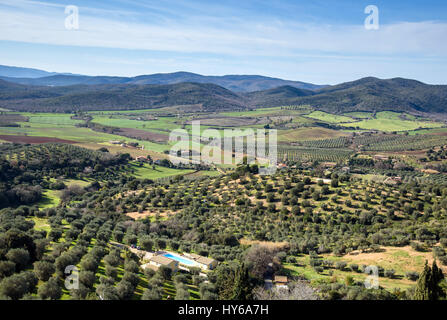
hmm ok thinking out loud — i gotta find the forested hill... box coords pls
[0,81,246,113]
[285,77,447,114]
[0,76,446,114]
[0,67,324,92]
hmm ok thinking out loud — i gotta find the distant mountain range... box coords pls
[0,65,446,114]
[0,65,324,92]
[0,65,75,79]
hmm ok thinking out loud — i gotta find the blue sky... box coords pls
[0,0,446,84]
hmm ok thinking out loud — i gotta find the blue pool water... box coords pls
[163,253,199,266]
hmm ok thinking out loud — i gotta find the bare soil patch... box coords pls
[240,238,289,250]
[341,245,447,273]
[126,210,177,220]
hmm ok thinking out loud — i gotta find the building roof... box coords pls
[321,162,337,167]
[196,256,216,265]
[150,255,176,265]
[274,275,288,283]
[188,253,216,265]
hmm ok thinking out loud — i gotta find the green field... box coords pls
[90,116,180,135]
[37,189,61,209]
[343,112,374,119]
[305,111,354,123]
[340,111,443,131]
[127,163,195,180]
[20,113,83,127]
[219,107,283,117]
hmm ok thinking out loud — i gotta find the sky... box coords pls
[0,0,446,85]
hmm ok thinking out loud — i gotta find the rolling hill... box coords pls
[0,75,446,114]
[0,81,246,112]
[291,77,447,114]
[245,77,447,114]
[0,65,73,78]
[0,66,324,92]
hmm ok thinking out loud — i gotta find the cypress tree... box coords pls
[431,260,445,300]
[414,260,445,300]
[414,261,431,300]
[231,263,252,300]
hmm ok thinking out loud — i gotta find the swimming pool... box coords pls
[163,253,200,267]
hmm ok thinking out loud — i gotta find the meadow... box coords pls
[304,111,354,123]
[340,111,443,132]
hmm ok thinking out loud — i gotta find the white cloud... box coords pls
[0,0,446,58]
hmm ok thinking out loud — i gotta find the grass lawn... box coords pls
[37,189,61,209]
[28,217,51,232]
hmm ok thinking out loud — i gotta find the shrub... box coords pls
[142,288,162,300]
[0,261,15,279]
[79,271,96,288]
[349,264,359,272]
[6,248,30,270]
[335,261,347,271]
[38,277,62,300]
[33,261,55,282]
[384,269,395,279]
[405,271,419,281]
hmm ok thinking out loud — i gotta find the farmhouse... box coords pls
[373,154,389,161]
[144,255,179,272]
[384,176,402,185]
[320,162,337,168]
[184,253,218,270]
[341,166,351,173]
[273,275,288,288]
[135,156,148,162]
[277,163,288,169]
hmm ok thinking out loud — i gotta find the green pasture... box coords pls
[305,111,354,123]
[343,112,373,119]
[37,189,61,209]
[340,111,443,131]
[19,113,83,127]
[90,115,180,135]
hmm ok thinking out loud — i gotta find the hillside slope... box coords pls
[0,77,446,114]
[0,68,324,92]
[0,81,246,112]
[247,77,447,114]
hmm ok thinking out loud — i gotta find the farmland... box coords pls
[305,111,354,123]
[1,105,447,302]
